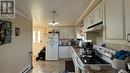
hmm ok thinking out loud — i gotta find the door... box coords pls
[125,0,130,46]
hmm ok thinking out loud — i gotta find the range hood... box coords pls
[86,22,103,32]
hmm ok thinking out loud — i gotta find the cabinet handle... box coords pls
[127,33,130,42]
[29,52,33,56]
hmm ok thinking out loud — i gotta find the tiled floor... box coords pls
[29,60,65,73]
[28,56,75,73]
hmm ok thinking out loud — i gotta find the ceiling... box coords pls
[16,0,92,26]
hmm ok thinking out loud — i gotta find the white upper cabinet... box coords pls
[86,13,93,28]
[125,0,130,46]
[85,1,103,28]
[105,0,124,40]
[93,1,103,24]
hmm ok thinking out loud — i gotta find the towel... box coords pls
[114,50,130,60]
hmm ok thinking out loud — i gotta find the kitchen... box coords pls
[32,0,130,73]
[0,0,130,73]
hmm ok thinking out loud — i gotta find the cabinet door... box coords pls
[68,46,73,58]
[105,0,124,40]
[125,0,130,46]
[86,14,93,28]
[59,46,68,59]
[93,1,103,24]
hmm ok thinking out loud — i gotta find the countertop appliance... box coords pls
[46,32,59,60]
[74,45,115,73]
[70,39,82,47]
[82,42,95,55]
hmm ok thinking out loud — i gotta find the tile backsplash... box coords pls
[106,43,130,51]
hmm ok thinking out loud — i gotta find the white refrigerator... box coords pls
[46,32,59,60]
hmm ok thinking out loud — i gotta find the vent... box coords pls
[86,22,103,32]
[20,65,31,73]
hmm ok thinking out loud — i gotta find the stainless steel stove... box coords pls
[79,55,110,64]
[74,45,115,73]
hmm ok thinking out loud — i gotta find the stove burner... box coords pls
[80,56,110,64]
[81,55,93,58]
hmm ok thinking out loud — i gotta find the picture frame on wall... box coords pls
[0,20,4,45]
[6,21,12,29]
[0,20,12,45]
[5,29,12,36]
[4,36,12,44]
[15,27,20,36]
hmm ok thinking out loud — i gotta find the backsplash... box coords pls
[106,43,130,51]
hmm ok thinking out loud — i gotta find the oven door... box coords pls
[75,57,86,73]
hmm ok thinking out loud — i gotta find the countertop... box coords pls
[86,66,118,73]
[72,46,82,55]
[59,45,71,46]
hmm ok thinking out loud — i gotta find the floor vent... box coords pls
[20,65,31,73]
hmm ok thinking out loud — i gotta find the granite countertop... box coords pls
[59,45,71,46]
[86,66,118,73]
[72,46,82,55]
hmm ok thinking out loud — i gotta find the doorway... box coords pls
[32,27,47,67]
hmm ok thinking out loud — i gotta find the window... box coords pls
[37,31,41,43]
[33,31,36,43]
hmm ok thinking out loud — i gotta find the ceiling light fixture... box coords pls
[49,11,59,26]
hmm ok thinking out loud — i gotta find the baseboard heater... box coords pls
[20,65,32,73]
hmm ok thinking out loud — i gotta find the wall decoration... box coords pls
[6,21,12,29]
[0,20,12,45]
[5,29,12,36]
[0,20,5,45]
[15,27,20,36]
[4,36,12,44]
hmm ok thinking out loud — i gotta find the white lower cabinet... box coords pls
[59,46,73,59]
[68,46,73,58]
[59,46,68,59]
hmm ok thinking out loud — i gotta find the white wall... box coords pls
[0,14,32,73]
[49,26,76,39]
